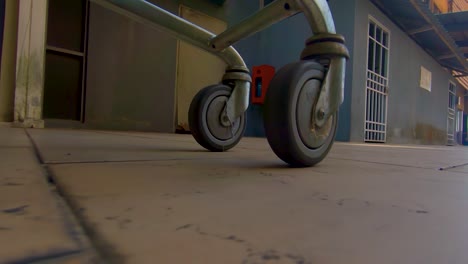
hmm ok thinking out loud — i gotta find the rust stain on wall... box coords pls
[414,123,446,145]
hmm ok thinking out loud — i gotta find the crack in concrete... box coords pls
[7,249,85,264]
[93,130,195,143]
[2,205,29,214]
[439,162,468,171]
[307,191,430,215]
[176,224,312,264]
[329,157,437,170]
[24,129,45,164]
[23,129,104,263]
[41,156,236,165]
[2,182,24,186]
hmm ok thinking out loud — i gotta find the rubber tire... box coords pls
[189,84,246,152]
[263,61,338,167]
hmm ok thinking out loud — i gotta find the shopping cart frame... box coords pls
[92,0,349,167]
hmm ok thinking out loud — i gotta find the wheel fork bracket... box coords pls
[221,72,252,126]
[300,34,349,127]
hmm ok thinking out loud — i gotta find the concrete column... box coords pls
[0,0,19,122]
[13,0,47,128]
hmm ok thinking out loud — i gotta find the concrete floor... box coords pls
[2,126,468,263]
[0,126,97,263]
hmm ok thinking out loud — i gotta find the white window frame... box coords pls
[447,81,457,144]
[363,15,391,143]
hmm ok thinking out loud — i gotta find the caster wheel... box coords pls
[263,61,338,167]
[189,84,246,152]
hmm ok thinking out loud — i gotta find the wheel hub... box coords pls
[296,79,334,149]
[206,96,240,140]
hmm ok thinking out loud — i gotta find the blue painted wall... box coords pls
[325,0,356,141]
[228,0,356,141]
[351,0,458,144]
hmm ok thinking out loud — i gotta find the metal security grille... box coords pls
[365,19,390,142]
[456,109,463,144]
[447,82,456,145]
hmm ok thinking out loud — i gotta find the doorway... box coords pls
[447,82,456,145]
[364,18,390,142]
[456,109,463,145]
[43,0,88,121]
[0,0,5,74]
[175,6,227,132]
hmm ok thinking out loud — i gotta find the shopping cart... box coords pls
[92,0,349,167]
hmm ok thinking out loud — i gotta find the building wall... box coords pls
[85,0,179,132]
[351,0,458,145]
[58,0,460,145]
[329,0,356,141]
[84,0,257,133]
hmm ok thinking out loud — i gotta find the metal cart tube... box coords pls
[91,0,346,127]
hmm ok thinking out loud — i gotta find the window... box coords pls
[367,21,389,77]
[365,18,390,143]
[447,82,457,145]
[448,82,456,110]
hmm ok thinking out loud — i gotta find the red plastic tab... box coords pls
[251,65,275,104]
